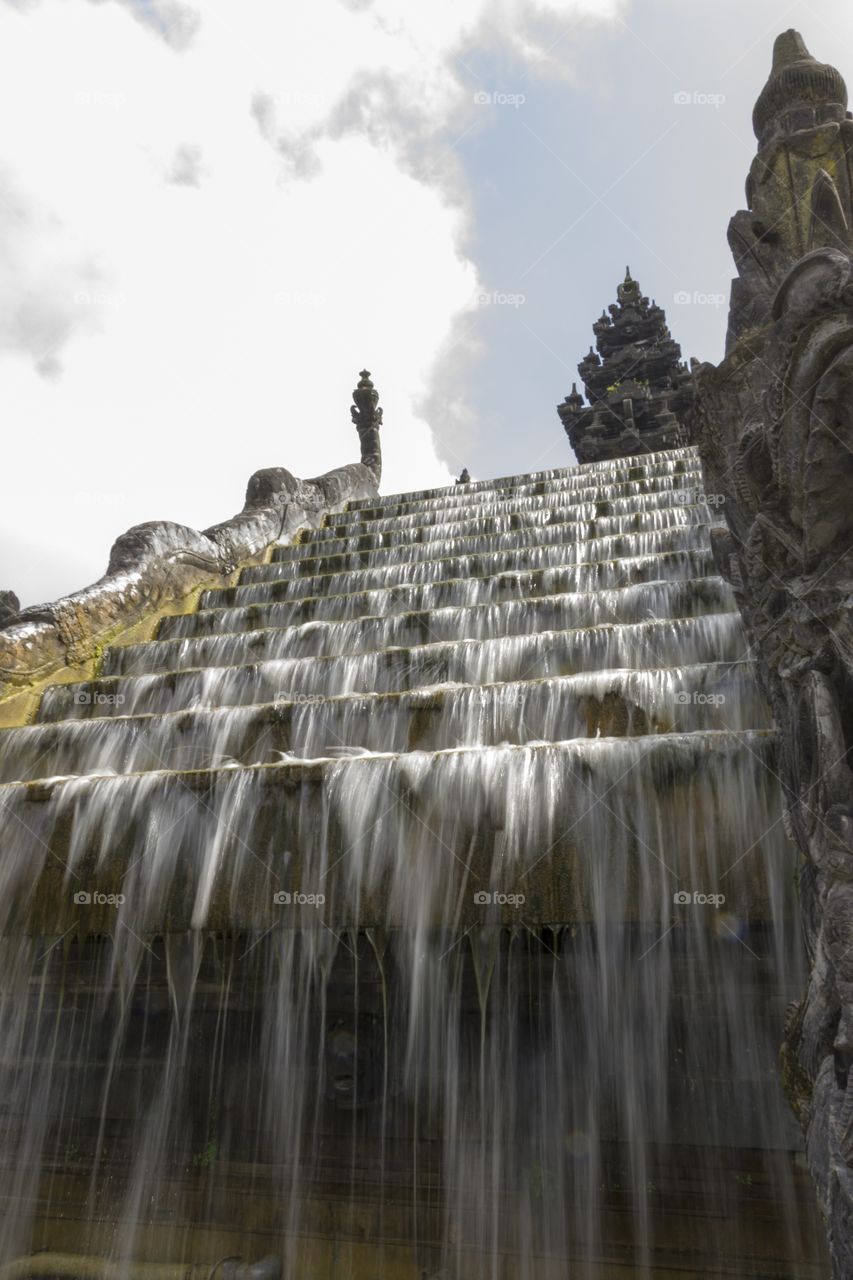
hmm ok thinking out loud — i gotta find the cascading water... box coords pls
[0,446,828,1277]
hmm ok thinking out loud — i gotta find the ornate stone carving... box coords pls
[691,31,853,1273]
[726,29,853,349]
[350,368,383,483]
[558,268,694,463]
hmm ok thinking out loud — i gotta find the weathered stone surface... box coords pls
[0,593,19,630]
[727,29,853,350]
[691,30,853,1276]
[0,374,382,703]
[350,369,382,482]
[558,268,694,463]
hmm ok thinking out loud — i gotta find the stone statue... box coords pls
[558,268,694,463]
[455,468,470,484]
[691,31,853,1274]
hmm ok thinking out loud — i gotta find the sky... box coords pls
[1,0,852,607]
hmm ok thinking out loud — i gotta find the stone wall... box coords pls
[691,31,853,1275]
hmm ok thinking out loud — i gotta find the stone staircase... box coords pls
[0,445,829,1277]
[0,447,788,933]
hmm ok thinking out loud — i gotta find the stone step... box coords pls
[38,613,747,722]
[163,549,716,641]
[7,1127,825,1278]
[274,503,707,563]
[206,528,709,609]
[104,577,735,679]
[338,468,704,524]
[0,664,763,785]
[329,485,711,535]
[0,730,787,935]
[251,523,713,585]
[305,496,707,545]
[345,447,699,508]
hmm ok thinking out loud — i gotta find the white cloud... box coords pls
[0,165,110,379]
[0,0,622,606]
[165,142,207,187]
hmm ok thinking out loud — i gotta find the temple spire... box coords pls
[558,272,693,463]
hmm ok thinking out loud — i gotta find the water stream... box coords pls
[0,447,827,1277]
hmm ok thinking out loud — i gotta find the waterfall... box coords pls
[0,446,827,1277]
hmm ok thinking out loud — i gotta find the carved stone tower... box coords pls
[558,268,694,463]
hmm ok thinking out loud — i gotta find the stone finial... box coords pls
[753,29,848,148]
[772,28,810,65]
[564,382,584,412]
[726,32,853,347]
[351,368,382,483]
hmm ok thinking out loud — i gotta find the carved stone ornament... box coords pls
[691,31,853,1272]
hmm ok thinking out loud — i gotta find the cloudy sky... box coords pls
[2,0,851,606]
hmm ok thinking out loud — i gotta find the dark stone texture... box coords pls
[0,374,382,699]
[350,369,382,483]
[558,268,694,463]
[691,31,853,1275]
[0,593,20,630]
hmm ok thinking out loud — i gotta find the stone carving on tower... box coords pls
[690,31,853,1274]
[558,268,694,463]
